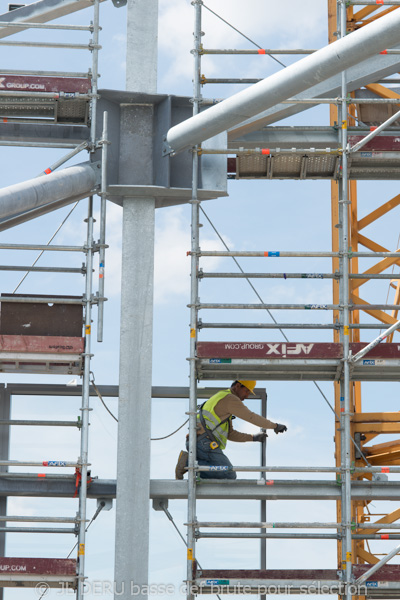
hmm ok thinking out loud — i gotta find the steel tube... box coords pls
[0,420,79,427]
[0,296,84,304]
[0,526,76,533]
[76,196,94,600]
[97,111,108,342]
[350,108,400,153]
[0,21,92,31]
[355,542,400,585]
[0,265,82,273]
[196,303,338,309]
[196,522,342,528]
[166,9,400,153]
[0,515,77,522]
[199,322,385,329]
[350,320,400,363]
[201,272,400,280]
[186,4,202,599]
[39,142,88,177]
[198,532,339,539]
[0,69,90,77]
[0,41,93,49]
[198,251,400,258]
[90,0,100,148]
[0,161,97,222]
[202,49,315,55]
[0,243,84,251]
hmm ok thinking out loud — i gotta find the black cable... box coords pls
[90,372,189,440]
[202,2,286,68]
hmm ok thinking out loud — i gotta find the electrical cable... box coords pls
[200,206,371,466]
[90,372,189,440]
[12,201,80,294]
[202,2,286,69]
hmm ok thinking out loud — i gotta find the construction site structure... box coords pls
[0,2,108,597]
[178,1,400,598]
[3,1,400,600]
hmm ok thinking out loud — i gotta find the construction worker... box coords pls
[175,380,287,480]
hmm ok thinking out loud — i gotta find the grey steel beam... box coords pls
[0,0,107,40]
[0,161,99,222]
[229,53,400,139]
[114,3,158,598]
[166,11,400,152]
[0,478,399,501]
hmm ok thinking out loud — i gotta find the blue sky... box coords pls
[0,1,400,598]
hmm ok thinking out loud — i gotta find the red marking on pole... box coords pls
[370,126,378,131]
[340,407,345,412]
[99,274,104,279]
[44,168,52,175]
[380,49,388,55]
[258,49,266,55]
[376,0,384,4]
[264,251,268,257]
[261,148,270,155]
[42,461,48,466]
[382,467,390,473]
[381,534,389,539]
[38,473,46,478]
[266,480,274,485]
[2,118,7,123]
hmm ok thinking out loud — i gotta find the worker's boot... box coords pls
[175,450,188,479]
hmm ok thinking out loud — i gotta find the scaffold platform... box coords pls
[0,557,76,588]
[196,342,400,382]
[193,565,400,597]
[0,75,91,125]
[0,295,84,374]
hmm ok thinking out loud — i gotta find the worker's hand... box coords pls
[274,423,287,434]
[253,432,268,442]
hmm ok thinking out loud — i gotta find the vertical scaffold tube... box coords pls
[90,0,100,148]
[339,2,353,597]
[77,196,94,600]
[97,111,108,342]
[187,2,202,598]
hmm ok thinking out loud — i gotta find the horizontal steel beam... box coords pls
[0,478,399,501]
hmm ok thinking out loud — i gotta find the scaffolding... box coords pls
[183,1,400,598]
[0,2,107,598]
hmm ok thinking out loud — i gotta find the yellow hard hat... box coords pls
[238,380,257,395]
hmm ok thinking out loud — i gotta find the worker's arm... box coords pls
[222,395,277,430]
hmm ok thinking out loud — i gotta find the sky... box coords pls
[0,0,400,598]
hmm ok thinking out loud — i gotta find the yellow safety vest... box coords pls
[197,389,232,450]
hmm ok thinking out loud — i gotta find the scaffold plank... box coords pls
[196,342,400,381]
[0,557,76,588]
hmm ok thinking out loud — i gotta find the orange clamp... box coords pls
[44,168,52,175]
[380,49,388,55]
[258,49,266,55]
[266,480,274,486]
[38,473,46,478]
[370,126,378,132]
[382,467,390,473]
[381,534,389,539]
[376,0,384,3]
[261,148,270,155]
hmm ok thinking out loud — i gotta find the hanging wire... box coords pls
[12,201,80,294]
[160,502,222,600]
[199,206,371,466]
[36,503,106,599]
[202,2,286,68]
[90,372,189,440]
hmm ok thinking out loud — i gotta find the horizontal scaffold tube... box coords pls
[166,9,400,152]
[0,161,98,221]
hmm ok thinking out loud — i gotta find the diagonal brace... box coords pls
[355,541,400,585]
[349,108,400,153]
[350,320,400,363]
